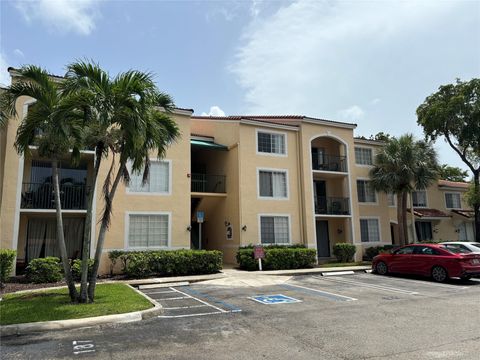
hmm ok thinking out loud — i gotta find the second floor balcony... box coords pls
[191,174,226,194]
[312,153,347,172]
[21,182,90,210]
[315,196,350,215]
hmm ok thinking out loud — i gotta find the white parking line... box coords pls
[370,276,468,290]
[170,287,228,313]
[158,311,225,319]
[162,304,209,310]
[144,290,176,295]
[161,296,191,301]
[284,283,357,301]
[317,276,419,295]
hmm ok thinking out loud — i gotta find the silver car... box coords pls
[440,242,480,254]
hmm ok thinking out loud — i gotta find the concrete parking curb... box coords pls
[249,265,372,276]
[0,285,162,337]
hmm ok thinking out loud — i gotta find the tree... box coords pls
[0,66,80,302]
[369,132,393,142]
[370,134,439,246]
[438,164,469,182]
[417,79,480,241]
[62,62,180,302]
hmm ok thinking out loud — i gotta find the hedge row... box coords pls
[0,249,16,287]
[363,245,397,261]
[236,247,317,271]
[108,250,223,278]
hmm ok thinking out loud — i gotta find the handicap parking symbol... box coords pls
[250,294,302,305]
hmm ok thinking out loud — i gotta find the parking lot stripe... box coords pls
[370,276,468,290]
[158,311,225,319]
[170,287,228,313]
[162,305,209,310]
[281,283,357,301]
[160,296,191,301]
[143,290,176,295]
[317,276,419,295]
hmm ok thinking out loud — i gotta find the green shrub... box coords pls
[118,250,223,278]
[26,257,63,283]
[0,249,16,287]
[332,243,356,263]
[71,259,94,281]
[108,250,125,275]
[236,247,317,271]
[364,246,381,261]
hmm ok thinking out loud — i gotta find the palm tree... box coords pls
[62,61,180,302]
[370,134,439,246]
[0,66,81,302]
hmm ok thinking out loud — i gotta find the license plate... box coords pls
[472,259,480,265]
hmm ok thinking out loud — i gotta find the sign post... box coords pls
[254,245,265,271]
[196,211,204,250]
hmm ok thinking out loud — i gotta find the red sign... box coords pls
[254,245,265,259]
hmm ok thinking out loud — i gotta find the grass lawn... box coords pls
[0,283,152,325]
[318,261,372,268]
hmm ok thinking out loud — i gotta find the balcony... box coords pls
[191,174,226,193]
[312,153,347,172]
[315,196,350,215]
[21,183,89,210]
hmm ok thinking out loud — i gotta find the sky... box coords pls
[1,0,479,174]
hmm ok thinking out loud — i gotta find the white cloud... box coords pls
[15,0,101,35]
[201,106,226,117]
[0,53,11,87]
[338,105,364,122]
[370,98,380,106]
[13,49,24,58]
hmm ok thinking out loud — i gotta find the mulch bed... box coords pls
[0,275,127,296]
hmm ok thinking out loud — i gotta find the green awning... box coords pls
[190,139,228,150]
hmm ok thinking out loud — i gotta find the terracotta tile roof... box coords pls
[409,208,450,218]
[438,180,470,189]
[451,209,474,219]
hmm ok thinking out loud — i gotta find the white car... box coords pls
[440,242,480,254]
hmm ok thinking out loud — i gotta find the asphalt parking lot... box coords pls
[2,273,480,359]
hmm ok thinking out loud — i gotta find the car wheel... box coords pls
[375,261,388,275]
[461,275,471,281]
[431,266,448,282]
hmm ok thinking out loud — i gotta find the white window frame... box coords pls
[257,214,292,245]
[126,159,172,196]
[256,129,288,157]
[444,192,462,209]
[124,211,172,250]
[354,146,374,166]
[359,217,381,243]
[412,190,428,208]
[357,178,377,205]
[257,167,289,200]
[387,192,396,207]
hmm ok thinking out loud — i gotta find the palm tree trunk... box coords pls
[78,149,102,303]
[474,171,480,242]
[396,193,405,246]
[88,163,125,302]
[52,160,78,302]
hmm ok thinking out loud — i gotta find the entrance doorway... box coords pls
[316,220,330,258]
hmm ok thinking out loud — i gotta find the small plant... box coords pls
[0,249,16,288]
[25,257,63,284]
[108,250,125,276]
[332,243,356,263]
[71,259,95,281]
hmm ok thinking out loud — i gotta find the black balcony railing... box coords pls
[191,174,226,193]
[315,196,350,215]
[312,153,347,172]
[21,183,89,210]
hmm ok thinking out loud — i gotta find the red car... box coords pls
[372,244,480,282]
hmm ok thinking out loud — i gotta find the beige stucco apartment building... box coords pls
[0,70,476,274]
